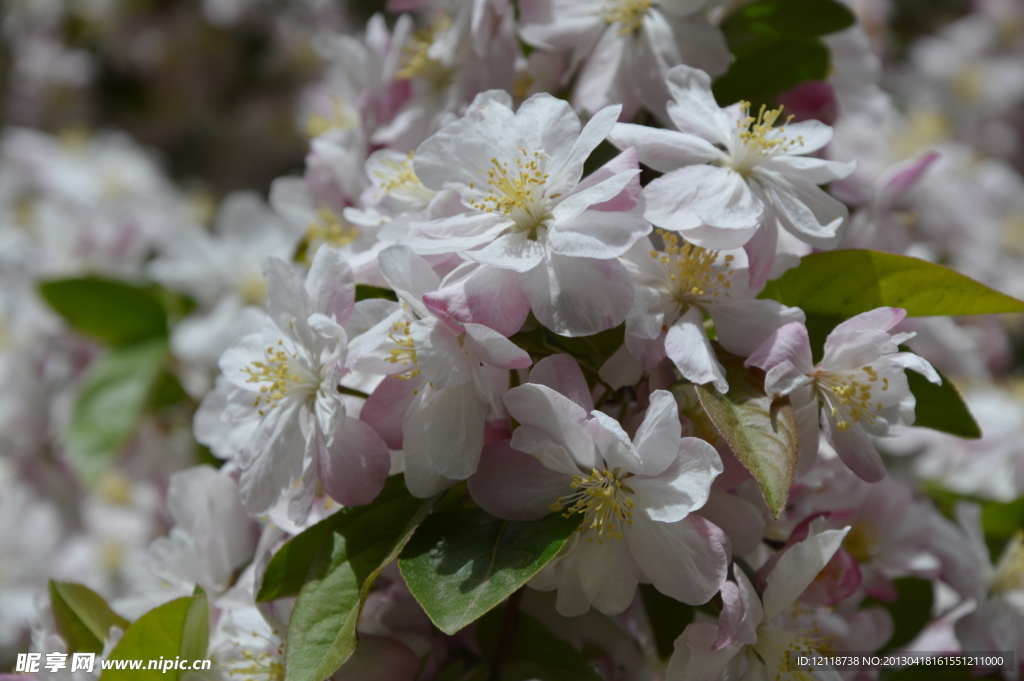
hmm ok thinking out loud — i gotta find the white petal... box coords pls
[630,438,722,523]
[377,245,441,317]
[551,169,641,226]
[463,232,546,273]
[626,514,729,605]
[505,383,595,474]
[548,208,651,260]
[664,65,734,146]
[608,124,721,173]
[590,411,643,473]
[421,383,489,480]
[548,103,622,195]
[695,490,766,558]
[821,412,886,483]
[764,360,814,399]
[665,623,741,681]
[762,524,850,620]
[521,253,634,337]
[745,321,815,375]
[644,165,762,237]
[665,307,728,393]
[632,390,682,477]
[759,173,848,248]
[306,246,355,326]
[463,323,532,370]
[576,533,642,616]
[528,354,594,411]
[410,318,473,390]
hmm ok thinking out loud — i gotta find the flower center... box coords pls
[373,152,435,204]
[551,468,635,542]
[303,97,358,138]
[468,149,554,236]
[729,102,803,177]
[396,17,455,86]
[222,641,285,681]
[241,341,317,415]
[814,366,887,432]
[748,623,827,681]
[651,230,734,310]
[991,531,1024,595]
[842,522,880,563]
[603,0,652,34]
[238,274,268,306]
[306,207,360,249]
[386,321,422,380]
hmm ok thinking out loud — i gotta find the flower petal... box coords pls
[317,416,391,507]
[762,522,850,620]
[607,123,721,173]
[425,262,531,338]
[626,514,729,605]
[468,440,571,521]
[630,438,722,523]
[632,389,683,477]
[521,253,634,337]
[665,307,728,393]
[528,354,594,411]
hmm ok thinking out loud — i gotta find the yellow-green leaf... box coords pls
[759,250,1024,317]
[49,581,129,655]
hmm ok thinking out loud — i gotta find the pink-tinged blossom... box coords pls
[358,245,531,496]
[518,0,730,121]
[403,91,650,337]
[929,503,1024,669]
[608,65,855,287]
[619,231,804,392]
[666,519,850,681]
[746,307,941,482]
[469,355,728,616]
[787,459,938,602]
[194,247,391,521]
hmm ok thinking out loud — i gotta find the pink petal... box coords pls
[361,374,426,449]
[528,354,594,411]
[317,416,391,507]
[468,440,571,521]
[424,263,531,337]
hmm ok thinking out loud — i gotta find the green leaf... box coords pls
[509,322,625,387]
[354,284,398,302]
[980,497,1024,544]
[472,605,602,681]
[49,581,129,655]
[693,351,800,518]
[759,250,1024,318]
[714,38,828,107]
[640,584,694,660]
[398,508,581,635]
[67,339,168,486]
[100,595,208,681]
[39,278,168,346]
[714,0,855,106]
[906,368,981,439]
[720,0,856,55]
[284,476,439,681]
[863,577,933,653]
[257,512,337,602]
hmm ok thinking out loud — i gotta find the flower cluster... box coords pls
[3,1,1024,680]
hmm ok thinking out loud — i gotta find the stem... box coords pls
[489,588,524,681]
[336,385,370,399]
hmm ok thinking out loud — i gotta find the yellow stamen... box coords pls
[551,468,635,542]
